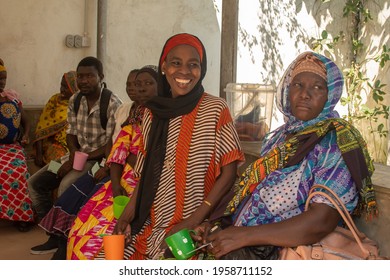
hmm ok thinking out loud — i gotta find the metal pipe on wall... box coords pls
[97,0,107,65]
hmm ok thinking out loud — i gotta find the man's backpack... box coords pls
[74,88,112,130]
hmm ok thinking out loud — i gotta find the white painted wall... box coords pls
[1,0,389,162]
[0,0,221,105]
[215,0,389,163]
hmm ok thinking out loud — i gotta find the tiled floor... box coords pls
[0,220,53,260]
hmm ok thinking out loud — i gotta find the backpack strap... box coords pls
[73,89,112,130]
[100,88,112,130]
[74,93,83,116]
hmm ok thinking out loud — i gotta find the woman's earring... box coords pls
[162,71,165,75]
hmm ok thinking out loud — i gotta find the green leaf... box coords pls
[321,30,328,39]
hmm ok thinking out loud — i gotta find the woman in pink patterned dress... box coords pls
[67,65,158,259]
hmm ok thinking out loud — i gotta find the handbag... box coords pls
[220,245,279,260]
[279,184,386,260]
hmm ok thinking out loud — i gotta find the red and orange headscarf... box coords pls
[159,33,204,66]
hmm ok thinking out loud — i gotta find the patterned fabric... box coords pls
[63,71,78,95]
[274,51,342,134]
[0,98,34,222]
[114,93,244,260]
[226,51,376,229]
[131,34,207,234]
[228,118,375,227]
[33,93,70,163]
[0,98,21,143]
[38,174,109,237]
[66,90,122,153]
[67,121,142,260]
[33,71,78,164]
[0,89,22,109]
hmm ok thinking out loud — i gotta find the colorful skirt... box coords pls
[67,164,137,260]
[0,143,34,222]
[39,171,109,237]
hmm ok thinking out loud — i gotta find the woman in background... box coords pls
[33,71,78,167]
[0,58,34,231]
[67,65,158,260]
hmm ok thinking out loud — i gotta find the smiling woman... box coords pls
[93,33,245,260]
[161,44,202,98]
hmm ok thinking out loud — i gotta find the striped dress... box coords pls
[114,93,244,260]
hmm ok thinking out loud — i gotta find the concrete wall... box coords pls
[0,0,221,105]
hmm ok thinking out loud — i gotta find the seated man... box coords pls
[28,56,122,254]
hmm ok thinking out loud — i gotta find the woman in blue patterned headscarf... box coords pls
[195,51,377,259]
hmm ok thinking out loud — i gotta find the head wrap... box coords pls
[0,58,6,72]
[121,65,158,127]
[258,51,377,219]
[131,33,207,234]
[291,53,327,82]
[63,71,78,94]
[159,33,204,66]
[272,51,343,136]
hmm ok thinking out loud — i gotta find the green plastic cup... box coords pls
[113,195,130,219]
[165,229,196,260]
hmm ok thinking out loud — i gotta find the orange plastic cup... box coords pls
[103,234,125,260]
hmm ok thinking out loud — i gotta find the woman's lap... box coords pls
[0,144,34,222]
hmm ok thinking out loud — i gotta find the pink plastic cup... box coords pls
[73,151,89,171]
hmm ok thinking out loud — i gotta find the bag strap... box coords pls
[74,93,83,116]
[306,184,370,257]
[307,185,364,238]
[99,88,112,130]
[73,88,112,130]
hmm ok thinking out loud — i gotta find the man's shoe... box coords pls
[51,237,67,260]
[51,247,67,260]
[30,235,58,255]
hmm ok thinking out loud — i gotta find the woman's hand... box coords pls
[192,221,212,245]
[20,133,29,146]
[114,219,132,244]
[112,183,128,197]
[159,218,199,251]
[93,166,109,182]
[206,226,246,259]
[165,217,200,238]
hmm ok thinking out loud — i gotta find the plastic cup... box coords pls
[103,234,125,260]
[165,229,196,260]
[73,151,88,171]
[113,195,130,219]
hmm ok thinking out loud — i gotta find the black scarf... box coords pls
[131,35,207,234]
